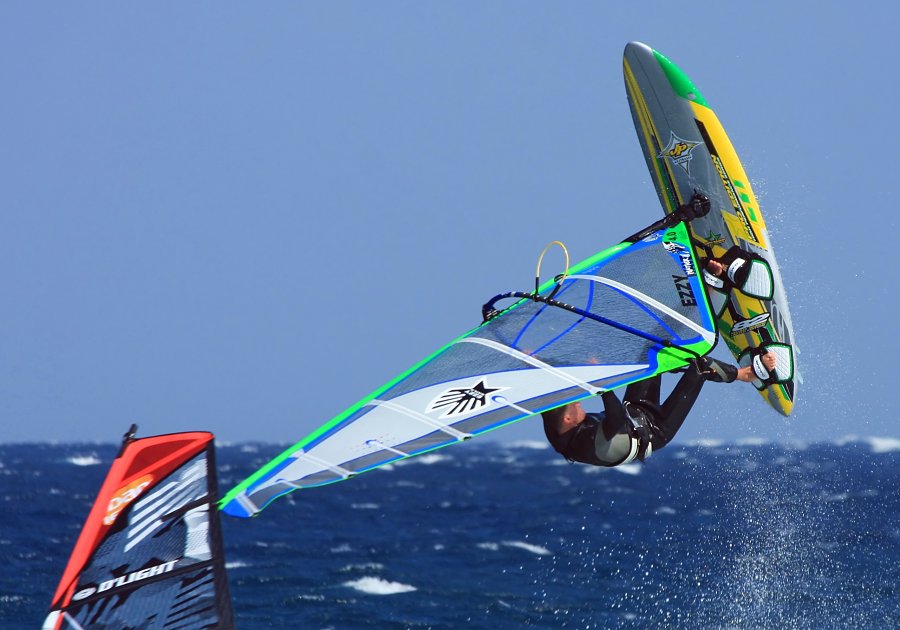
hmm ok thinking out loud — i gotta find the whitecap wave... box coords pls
[688,439,725,448]
[612,463,641,476]
[834,435,900,453]
[478,540,552,556]
[396,453,450,466]
[0,594,24,603]
[290,593,325,602]
[340,563,385,572]
[508,440,550,450]
[66,455,101,466]
[736,437,769,446]
[502,540,552,556]
[867,437,900,453]
[343,576,416,595]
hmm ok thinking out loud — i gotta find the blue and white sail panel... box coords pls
[222,223,716,518]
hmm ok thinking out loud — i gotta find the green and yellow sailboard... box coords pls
[623,41,798,416]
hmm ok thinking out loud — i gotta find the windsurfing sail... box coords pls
[221,218,717,518]
[44,426,234,630]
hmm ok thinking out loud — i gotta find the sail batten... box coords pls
[456,336,603,394]
[568,274,714,341]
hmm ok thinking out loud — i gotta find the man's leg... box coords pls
[623,375,661,408]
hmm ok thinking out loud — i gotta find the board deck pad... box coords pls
[623,41,798,415]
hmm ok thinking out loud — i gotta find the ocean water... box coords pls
[1,439,898,629]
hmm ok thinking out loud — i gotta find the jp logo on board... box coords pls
[659,132,702,174]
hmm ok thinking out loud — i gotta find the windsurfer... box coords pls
[541,353,776,467]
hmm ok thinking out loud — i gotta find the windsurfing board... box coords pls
[623,41,798,416]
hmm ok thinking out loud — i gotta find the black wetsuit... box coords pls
[544,363,717,467]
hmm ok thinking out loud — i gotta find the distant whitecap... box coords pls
[343,576,416,595]
[867,437,900,453]
[508,440,550,450]
[414,454,450,465]
[834,435,900,453]
[502,541,552,556]
[689,439,725,448]
[66,455,101,466]
[291,593,325,602]
[396,454,450,466]
[834,435,861,446]
[340,563,384,572]
[0,594,24,604]
[612,463,641,476]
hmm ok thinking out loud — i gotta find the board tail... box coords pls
[44,426,234,629]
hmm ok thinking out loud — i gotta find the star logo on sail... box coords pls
[427,379,508,419]
[659,132,702,174]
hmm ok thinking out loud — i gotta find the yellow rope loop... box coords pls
[535,240,570,294]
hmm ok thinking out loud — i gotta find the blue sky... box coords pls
[2,2,897,445]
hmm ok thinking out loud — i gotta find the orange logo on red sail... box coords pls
[104,475,153,526]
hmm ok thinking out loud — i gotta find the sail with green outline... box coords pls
[221,221,717,518]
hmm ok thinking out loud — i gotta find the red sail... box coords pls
[44,427,234,629]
